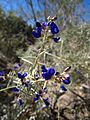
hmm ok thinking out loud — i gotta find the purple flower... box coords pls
[52,37,60,43]
[32,22,42,38]
[60,85,67,91]
[14,63,21,69]
[32,30,41,38]
[43,98,50,107]
[24,80,30,87]
[35,74,39,80]
[11,87,20,93]
[41,65,55,80]
[63,74,71,85]
[50,22,59,34]
[18,72,27,79]
[63,79,70,84]
[36,27,42,34]
[41,65,47,72]
[17,99,23,107]
[42,22,48,29]
[33,93,40,101]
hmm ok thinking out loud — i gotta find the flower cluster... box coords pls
[10,64,71,107]
[60,74,71,92]
[32,16,60,43]
[41,65,55,80]
[17,72,28,86]
[0,16,72,111]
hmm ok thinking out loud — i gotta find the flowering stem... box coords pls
[30,30,48,74]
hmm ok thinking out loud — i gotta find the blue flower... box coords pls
[32,30,41,38]
[14,63,21,69]
[50,22,59,34]
[17,99,23,107]
[0,70,5,76]
[18,72,27,79]
[41,66,55,80]
[60,85,67,91]
[42,22,48,29]
[63,75,71,85]
[33,93,40,101]
[47,67,55,76]
[32,22,42,38]
[43,98,50,107]
[35,74,39,80]
[52,37,60,43]
[63,79,70,84]
[24,80,30,87]
[11,87,20,93]
[41,65,47,72]
[36,27,42,34]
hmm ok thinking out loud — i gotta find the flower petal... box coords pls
[50,22,59,34]
[60,85,67,91]
[53,37,60,43]
[32,30,41,38]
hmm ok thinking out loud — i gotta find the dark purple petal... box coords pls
[50,22,59,34]
[63,74,70,84]
[36,93,40,99]
[35,74,39,80]
[36,22,41,28]
[18,72,27,79]
[33,93,40,101]
[47,67,55,76]
[42,66,55,80]
[52,37,60,43]
[32,30,41,38]
[43,98,50,107]
[36,27,42,34]
[60,85,67,91]
[23,72,27,78]
[14,63,21,69]
[33,97,38,101]
[42,72,51,80]
[41,65,47,72]
[42,22,48,28]
[18,99,23,107]
[11,87,20,93]
[18,73,22,79]
[63,79,71,84]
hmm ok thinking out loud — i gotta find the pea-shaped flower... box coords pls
[18,72,27,79]
[50,22,59,34]
[41,65,55,80]
[11,87,20,93]
[60,85,67,92]
[17,98,23,107]
[33,93,40,101]
[43,98,50,107]
[63,74,71,85]
[32,22,42,38]
[52,37,60,43]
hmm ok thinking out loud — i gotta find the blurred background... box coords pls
[0,0,90,120]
